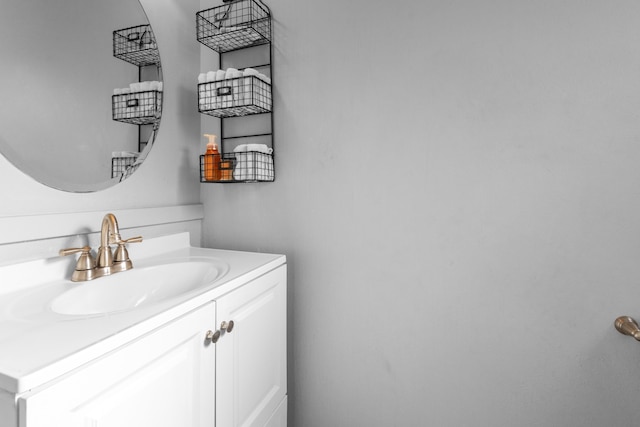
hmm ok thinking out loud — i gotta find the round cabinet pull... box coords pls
[221,320,235,333]
[205,329,221,344]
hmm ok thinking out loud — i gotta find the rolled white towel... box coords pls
[198,73,207,84]
[114,87,123,95]
[225,68,239,80]
[257,73,271,84]
[231,69,243,106]
[243,67,260,77]
[206,71,217,82]
[215,69,226,81]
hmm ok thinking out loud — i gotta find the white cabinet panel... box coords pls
[264,397,287,427]
[19,303,216,427]
[216,265,287,427]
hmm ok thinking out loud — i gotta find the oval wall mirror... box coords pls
[0,0,162,192]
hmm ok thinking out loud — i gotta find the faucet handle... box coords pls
[121,236,143,244]
[59,246,97,282]
[112,236,143,272]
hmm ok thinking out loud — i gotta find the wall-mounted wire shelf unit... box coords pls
[112,23,163,178]
[197,0,274,183]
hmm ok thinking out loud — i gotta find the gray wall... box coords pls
[202,1,640,425]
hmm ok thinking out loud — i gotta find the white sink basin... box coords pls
[50,260,227,316]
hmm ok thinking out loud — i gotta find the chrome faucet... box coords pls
[60,213,142,282]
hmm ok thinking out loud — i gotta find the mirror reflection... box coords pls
[0,0,162,192]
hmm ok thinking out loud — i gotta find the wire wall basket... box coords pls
[113,24,160,67]
[197,0,271,53]
[111,153,139,179]
[112,90,163,125]
[200,151,274,183]
[198,75,271,118]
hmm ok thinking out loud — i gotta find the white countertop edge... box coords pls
[0,233,285,394]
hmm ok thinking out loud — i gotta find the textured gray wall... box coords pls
[201,1,640,425]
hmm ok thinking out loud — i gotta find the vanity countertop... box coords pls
[0,233,285,394]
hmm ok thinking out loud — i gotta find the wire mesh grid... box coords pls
[112,155,139,179]
[113,25,160,67]
[112,90,163,125]
[197,0,271,53]
[200,151,274,182]
[198,75,271,118]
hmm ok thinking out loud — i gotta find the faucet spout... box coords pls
[97,213,121,273]
[96,213,142,276]
[101,213,123,247]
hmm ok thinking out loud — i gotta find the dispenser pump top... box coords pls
[204,133,218,151]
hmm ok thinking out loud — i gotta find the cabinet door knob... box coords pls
[221,320,235,333]
[205,329,221,344]
[615,316,640,341]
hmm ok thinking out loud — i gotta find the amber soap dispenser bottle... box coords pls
[203,133,221,181]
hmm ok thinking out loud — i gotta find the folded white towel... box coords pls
[233,144,273,154]
[112,151,139,158]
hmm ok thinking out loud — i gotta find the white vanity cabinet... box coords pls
[215,264,287,427]
[15,264,287,427]
[18,302,217,427]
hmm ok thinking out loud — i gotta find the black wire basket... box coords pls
[112,90,163,125]
[198,75,271,118]
[197,0,271,53]
[113,24,160,67]
[200,151,274,183]
[111,154,139,179]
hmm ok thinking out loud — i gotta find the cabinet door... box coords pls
[264,396,287,427]
[216,265,287,427]
[19,303,216,427]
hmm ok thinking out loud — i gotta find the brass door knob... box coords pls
[615,316,640,341]
[205,329,221,344]
[221,320,235,333]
